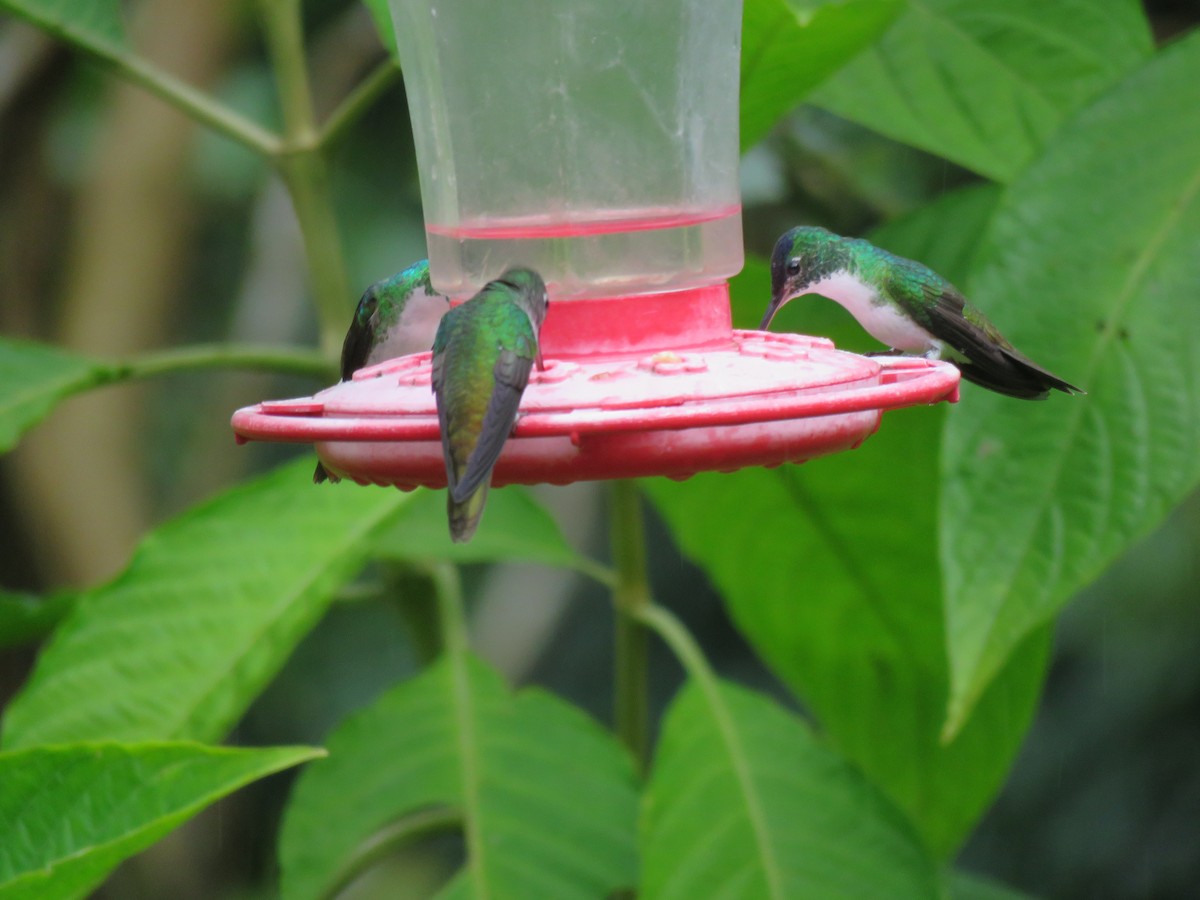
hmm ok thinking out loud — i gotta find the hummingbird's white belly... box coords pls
[807,272,939,354]
[368,285,451,365]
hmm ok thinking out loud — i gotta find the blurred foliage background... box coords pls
[1,1,1199,897]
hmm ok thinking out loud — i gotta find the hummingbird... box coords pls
[431,267,549,542]
[760,226,1083,399]
[314,259,450,483]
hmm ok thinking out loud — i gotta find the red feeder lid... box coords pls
[231,283,959,487]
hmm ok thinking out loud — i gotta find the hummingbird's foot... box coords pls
[863,349,906,358]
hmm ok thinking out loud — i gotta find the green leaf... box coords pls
[945,870,1033,900]
[361,0,398,58]
[645,444,1049,856]
[0,338,107,454]
[0,741,320,900]
[941,32,1200,735]
[812,0,1153,181]
[647,184,1049,856]
[641,679,939,898]
[871,183,1004,278]
[0,0,127,54]
[373,486,589,571]
[279,654,637,900]
[740,0,901,151]
[1,458,410,748]
[0,590,73,649]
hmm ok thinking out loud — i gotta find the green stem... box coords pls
[316,806,462,900]
[574,556,620,591]
[426,560,488,897]
[428,561,469,660]
[258,0,351,358]
[635,600,787,899]
[80,39,280,156]
[279,153,354,358]
[258,0,317,141]
[635,602,718,691]
[319,58,403,148]
[102,343,334,382]
[610,479,651,773]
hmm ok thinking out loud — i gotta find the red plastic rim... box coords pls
[231,324,960,488]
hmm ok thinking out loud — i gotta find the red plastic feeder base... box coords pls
[231,283,959,488]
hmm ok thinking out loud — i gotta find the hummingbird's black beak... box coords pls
[759,295,782,331]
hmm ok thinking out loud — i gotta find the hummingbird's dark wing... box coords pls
[430,313,460,490]
[450,347,533,503]
[919,284,1083,399]
[315,291,380,483]
[339,292,378,382]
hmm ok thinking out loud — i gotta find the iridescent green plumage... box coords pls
[762,226,1083,399]
[432,267,549,542]
[339,260,446,381]
[315,259,450,483]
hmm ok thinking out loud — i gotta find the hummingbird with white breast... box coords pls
[760,226,1083,399]
[431,266,549,542]
[314,259,450,483]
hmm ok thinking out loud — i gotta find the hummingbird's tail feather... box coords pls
[955,346,1084,400]
[924,294,1084,399]
[448,482,489,543]
[313,461,341,483]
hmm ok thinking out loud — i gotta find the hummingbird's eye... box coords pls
[786,259,802,277]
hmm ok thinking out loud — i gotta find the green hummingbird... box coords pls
[314,259,450,483]
[431,267,549,542]
[760,226,1083,399]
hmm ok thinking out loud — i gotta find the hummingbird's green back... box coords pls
[431,267,548,541]
[433,287,538,484]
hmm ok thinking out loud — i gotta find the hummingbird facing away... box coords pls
[314,259,450,483]
[431,267,549,543]
[760,227,1083,400]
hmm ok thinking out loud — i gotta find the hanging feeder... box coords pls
[232,0,959,483]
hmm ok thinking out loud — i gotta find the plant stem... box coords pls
[80,40,281,156]
[574,556,620,591]
[316,806,462,900]
[258,0,352,359]
[426,560,489,898]
[319,58,403,148]
[428,560,468,660]
[258,0,316,142]
[634,602,718,693]
[103,343,334,382]
[610,479,651,773]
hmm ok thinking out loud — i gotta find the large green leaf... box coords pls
[0,590,73,649]
[812,0,1153,181]
[945,870,1032,900]
[871,183,1003,279]
[0,339,106,454]
[0,0,127,54]
[645,439,1049,857]
[279,653,637,899]
[0,742,320,900]
[1,458,410,748]
[641,679,939,898]
[941,32,1200,735]
[740,0,901,152]
[647,185,1049,855]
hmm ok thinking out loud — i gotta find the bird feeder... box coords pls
[231,0,959,485]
